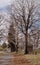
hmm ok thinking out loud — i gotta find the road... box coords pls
[0,52,13,65]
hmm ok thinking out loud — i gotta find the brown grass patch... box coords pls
[11,54,32,65]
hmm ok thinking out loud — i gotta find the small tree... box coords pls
[8,22,16,52]
[0,14,4,41]
[2,42,7,49]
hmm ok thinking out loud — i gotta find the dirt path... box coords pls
[0,52,32,65]
[0,52,13,65]
[12,54,32,65]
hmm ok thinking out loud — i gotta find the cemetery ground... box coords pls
[0,51,40,65]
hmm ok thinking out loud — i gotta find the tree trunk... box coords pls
[25,31,28,54]
[16,43,18,52]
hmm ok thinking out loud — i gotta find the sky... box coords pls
[0,0,40,44]
[0,0,40,8]
[0,0,11,8]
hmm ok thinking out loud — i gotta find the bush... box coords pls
[2,43,7,49]
[0,47,3,51]
[33,49,40,54]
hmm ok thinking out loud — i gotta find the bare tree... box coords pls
[15,18,21,52]
[10,0,40,54]
[8,22,15,43]
[8,22,16,52]
[28,26,40,50]
[0,14,4,41]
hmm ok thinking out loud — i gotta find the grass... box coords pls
[0,47,3,51]
[0,51,40,65]
[25,54,40,65]
[12,53,31,65]
[11,52,40,65]
[0,53,5,56]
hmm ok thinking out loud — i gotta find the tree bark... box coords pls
[16,43,18,52]
[25,30,28,54]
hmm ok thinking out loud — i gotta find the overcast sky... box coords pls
[0,0,40,44]
[0,0,40,8]
[0,0,11,8]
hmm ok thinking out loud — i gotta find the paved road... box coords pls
[0,52,13,65]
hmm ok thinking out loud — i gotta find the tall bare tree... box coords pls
[10,0,40,54]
